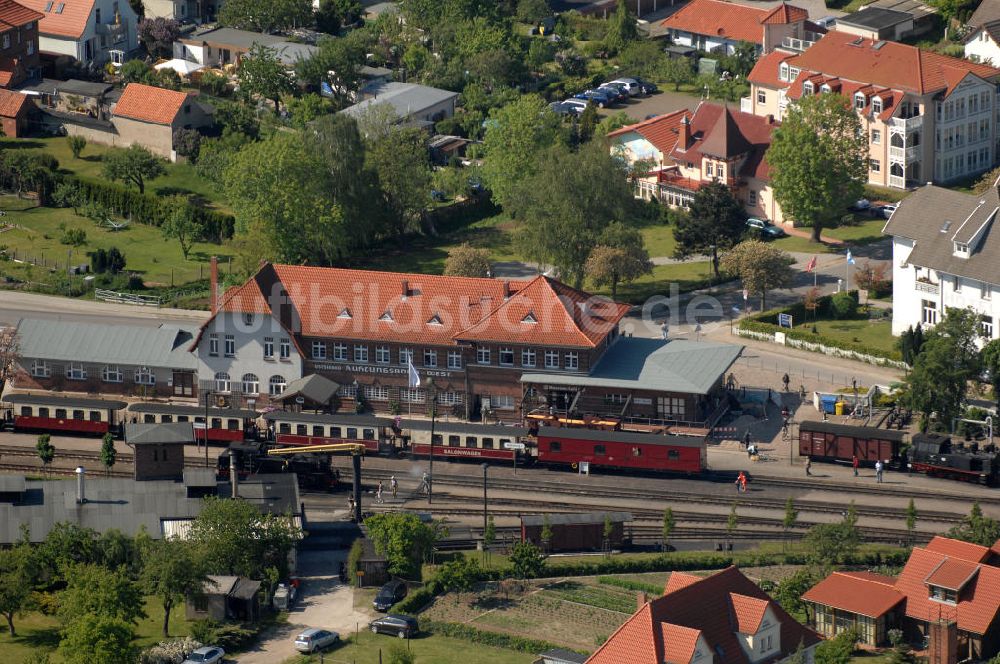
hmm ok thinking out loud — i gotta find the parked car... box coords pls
[293,628,340,653]
[373,579,408,612]
[370,614,420,639]
[813,15,837,28]
[849,198,871,212]
[597,83,629,103]
[634,77,659,94]
[560,98,589,115]
[746,218,787,238]
[182,647,225,664]
[878,203,898,219]
[573,89,614,108]
[607,78,643,96]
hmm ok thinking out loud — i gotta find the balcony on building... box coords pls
[915,278,939,295]
[889,114,923,132]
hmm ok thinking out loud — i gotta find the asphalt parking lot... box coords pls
[598,89,701,123]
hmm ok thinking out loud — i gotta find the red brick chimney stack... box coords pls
[679,115,692,151]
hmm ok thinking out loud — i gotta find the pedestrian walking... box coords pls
[419,471,430,495]
[741,473,749,493]
[736,471,746,493]
[390,475,398,499]
[805,457,812,476]
[376,480,384,504]
[782,373,790,392]
[852,455,859,477]
[347,493,355,514]
[747,443,755,460]
[875,460,883,484]
[742,431,752,450]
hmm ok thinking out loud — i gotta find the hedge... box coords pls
[65,176,236,241]
[422,621,586,656]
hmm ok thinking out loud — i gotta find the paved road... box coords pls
[0,290,209,328]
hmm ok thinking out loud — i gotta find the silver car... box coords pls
[607,78,643,96]
[294,628,340,653]
[182,647,225,664]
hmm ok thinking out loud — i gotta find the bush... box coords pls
[829,291,858,319]
[596,575,662,595]
[199,71,228,97]
[59,226,87,246]
[173,128,202,163]
[138,637,203,664]
[346,538,363,582]
[88,247,127,274]
[189,620,258,651]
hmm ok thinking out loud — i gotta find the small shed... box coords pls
[0,90,33,138]
[272,374,340,412]
[533,649,589,664]
[186,575,262,623]
[126,422,192,481]
[357,539,389,588]
[521,512,632,552]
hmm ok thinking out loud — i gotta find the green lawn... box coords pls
[0,136,229,210]
[792,317,897,357]
[825,218,888,244]
[0,196,235,286]
[603,260,715,301]
[0,597,194,662]
[292,632,535,664]
[641,223,677,258]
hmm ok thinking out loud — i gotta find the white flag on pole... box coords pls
[407,359,421,388]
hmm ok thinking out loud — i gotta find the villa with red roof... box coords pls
[661,0,826,55]
[191,263,742,424]
[802,535,1000,659]
[747,30,1000,188]
[588,566,821,664]
[18,0,137,67]
[608,102,788,224]
[0,0,43,88]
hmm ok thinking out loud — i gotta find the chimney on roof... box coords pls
[766,114,775,125]
[679,115,692,151]
[75,466,86,504]
[929,620,958,664]
[502,281,511,300]
[637,591,649,610]
[401,280,410,299]
[210,256,219,314]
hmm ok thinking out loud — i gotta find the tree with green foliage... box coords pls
[768,93,867,242]
[58,614,135,664]
[161,197,200,260]
[948,502,1000,546]
[59,564,146,625]
[775,568,816,623]
[483,515,496,566]
[365,513,440,579]
[662,507,675,552]
[805,502,859,569]
[905,307,981,428]
[0,541,35,636]
[674,181,747,278]
[578,101,598,142]
[510,541,546,579]
[186,496,301,579]
[540,514,553,553]
[584,222,652,298]
[719,240,795,310]
[815,628,857,664]
[35,434,54,475]
[982,338,1000,407]
[295,32,368,108]
[120,59,154,84]
[99,434,116,477]
[285,92,332,128]
[517,0,550,22]
[886,640,917,664]
[444,243,492,278]
[388,643,417,664]
[364,121,433,236]
[35,523,100,582]
[214,101,260,139]
[897,324,926,367]
[219,0,311,33]
[719,41,758,78]
[237,43,295,116]
[905,499,918,546]
[662,55,696,91]
[315,0,362,33]
[436,553,482,593]
[141,539,208,637]
[604,0,637,55]
[511,141,635,288]
[67,135,86,159]
[481,94,563,210]
[101,145,165,194]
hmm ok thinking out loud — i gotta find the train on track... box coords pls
[799,420,1000,485]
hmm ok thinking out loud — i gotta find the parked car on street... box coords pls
[370,614,420,639]
[373,579,408,612]
[182,647,225,664]
[746,218,787,238]
[293,628,340,653]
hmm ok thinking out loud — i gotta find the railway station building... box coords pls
[802,536,1000,657]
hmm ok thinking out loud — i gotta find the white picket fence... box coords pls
[94,289,162,307]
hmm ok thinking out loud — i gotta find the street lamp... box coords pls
[427,378,437,504]
[203,388,213,468]
[481,463,489,541]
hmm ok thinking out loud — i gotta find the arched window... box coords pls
[269,375,287,395]
[214,371,231,392]
[241,373,259,394]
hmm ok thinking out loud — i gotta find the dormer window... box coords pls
[779,62,789,81]
[337,308,352,319]
[929,585,958,604]
[803,81,814,95]
[820,84,831,93]
[427,314,443,325]
[854,92,866,110]
[379,310,393,321]
[872,97,883,114]
[954,241,970,257]
[522,312,538,324]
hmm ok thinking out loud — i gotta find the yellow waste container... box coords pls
[835,401,845,416]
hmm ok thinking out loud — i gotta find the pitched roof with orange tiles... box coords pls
[661,0,809,45]
[587,566,821,664]
[802,571,904,618]
[730,593,770,633]
[607,109,688,157]
[770,30,1000,96]
[669,102,779,180]
[925,558,981,591]
[0,0,43,28]
[113,83,192,125]
[18,0,92,39]
[661,623,704,663]
[747,50,796,89]
[761,3,808,24]
[664,571,702,595]
[0,87,32,116]
[925,535,991,563]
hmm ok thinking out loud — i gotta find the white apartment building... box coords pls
[884,184,1000,343]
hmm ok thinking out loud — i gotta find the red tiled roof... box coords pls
[785,74,899,121]
[114,83,191,125]
[925,558,980,591]
[896,547,1000,635]
[925,535,991,563]
[802,571,904,618]
[781,30,1000,96]
[607,109,688,157]
[664,572,702,594]
[0,0,43,28]
[219,280,271,315]
[699,107,753,158]
[0,87,31,116]
[748,50,795,88]
[588,566,821,664]
[662,623,703,663]
[730,593,770,633]
[453,275,630,348]
[761,3,808,24]
[18,0,92,39]
[669,102,778,181]
[661,0,771,44]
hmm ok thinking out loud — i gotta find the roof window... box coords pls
[427,314,443,326]
[379,310,393,321]
[55,3,64,13]
[44,1,52,10]
[522,312,538,324]
[940,221,952,233]
[337,308,352,319]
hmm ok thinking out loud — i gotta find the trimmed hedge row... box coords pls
[422,620,586,656]
[67,176,236,241]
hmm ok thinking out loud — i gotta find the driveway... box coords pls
[236,548,374,663]
[599,89,700,123]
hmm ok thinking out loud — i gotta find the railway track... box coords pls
[0,444,136,464]
[0,463,133,478]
